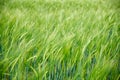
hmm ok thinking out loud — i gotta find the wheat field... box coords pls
[0,0,120,80]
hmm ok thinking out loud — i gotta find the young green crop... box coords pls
[0,0,119,80]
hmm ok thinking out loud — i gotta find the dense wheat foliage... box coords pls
[0,0,120,80]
